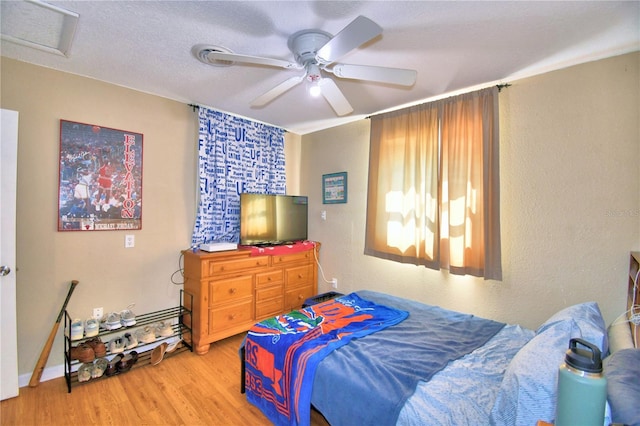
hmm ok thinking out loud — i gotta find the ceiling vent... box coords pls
[0,0,79,57]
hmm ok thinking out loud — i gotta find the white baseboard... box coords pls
[19,364,64,387]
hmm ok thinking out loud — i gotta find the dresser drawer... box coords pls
[209,300,253,334]
[256,297,284,319]
[256,282,283,302]
[285,285,315,311]
[272,250,313,265]
[256,270,283,287]
[209,275,253,305]
[285,264,313,288]
[207,256,270,275]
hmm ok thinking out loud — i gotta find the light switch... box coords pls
[321,210,327,221]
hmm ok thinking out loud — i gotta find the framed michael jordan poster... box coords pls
[58,120,143,231]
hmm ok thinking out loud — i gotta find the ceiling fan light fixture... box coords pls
[309,82,322,97]
[306,62,322,97]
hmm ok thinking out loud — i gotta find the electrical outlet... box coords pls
[331,278,338,289]
[92,307,103,320]
[125,234,135,248]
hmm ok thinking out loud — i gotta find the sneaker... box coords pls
[103,312,122,330]
[109,336,125,354]
[70,318,84,340]
[123,332,138,350]
[135,326,156,344]
[78,363,93,382]
[84,318,99,337]
[155,321,173,337]
[91,357,108,379]
[70,343,95,363]
[120,304,136,327]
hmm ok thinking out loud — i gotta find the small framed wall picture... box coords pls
[322,172,347,204]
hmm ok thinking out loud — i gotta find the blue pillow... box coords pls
[536,302,608,355]
[604,348,640,426]
[490,319,581,425]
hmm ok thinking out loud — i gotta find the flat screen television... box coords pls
[239,193,308,246]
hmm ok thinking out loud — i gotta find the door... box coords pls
[1,109,19,400]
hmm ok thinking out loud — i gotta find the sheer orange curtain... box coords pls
[365,87,501,280]
[365,103,440,268]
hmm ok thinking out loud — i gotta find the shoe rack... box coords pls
[63,291,193,392]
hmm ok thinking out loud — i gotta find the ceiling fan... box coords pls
[193,16,417,116]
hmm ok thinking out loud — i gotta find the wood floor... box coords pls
[1,333,330,426]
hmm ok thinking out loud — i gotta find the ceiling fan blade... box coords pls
[251,75,305,107]
[331,63,417,86]
[316,16,382,64]
[318,78,353,116]
[206,51,301,70]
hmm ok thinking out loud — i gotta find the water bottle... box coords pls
[556,338,607,426]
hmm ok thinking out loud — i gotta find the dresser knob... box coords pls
[229,288,236,294]
[298,274,303,278]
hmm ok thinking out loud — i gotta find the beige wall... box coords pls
[1,58,199,376]
[302,52,640,330]
[0,58,305,378]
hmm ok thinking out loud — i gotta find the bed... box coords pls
[242,287,639,426]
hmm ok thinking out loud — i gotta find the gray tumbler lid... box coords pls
[565,338,603,373]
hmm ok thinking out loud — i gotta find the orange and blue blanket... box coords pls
[244,292,408,426]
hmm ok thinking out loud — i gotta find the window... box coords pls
[365,87,501,280]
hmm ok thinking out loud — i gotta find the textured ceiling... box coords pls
[1,1,639,134]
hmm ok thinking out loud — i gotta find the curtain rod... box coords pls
[366,83,511,119]
[186,103,288,133]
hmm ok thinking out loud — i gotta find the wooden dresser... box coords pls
[182,243,319,354]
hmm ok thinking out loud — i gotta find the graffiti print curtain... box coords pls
[192,107,286,246]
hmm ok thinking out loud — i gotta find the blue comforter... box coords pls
[311,290,506,426]
[245,292,408,426]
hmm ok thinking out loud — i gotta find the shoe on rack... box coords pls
[102,312,122,330]
[109,336,125,354]
[120,304,136,327]
[85,337,107,358]
[70,343,95,363]
[84,318,99,337]
[70,318,84,341]
[155,321,173,338]
[135,326,156,344]
[150,342,168,366]
[116,351,138,373]
[91,357,108,379]
[166,341,183,353]
[123,332,138,350]
[78,363,93,382]
[105,354,124,377]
